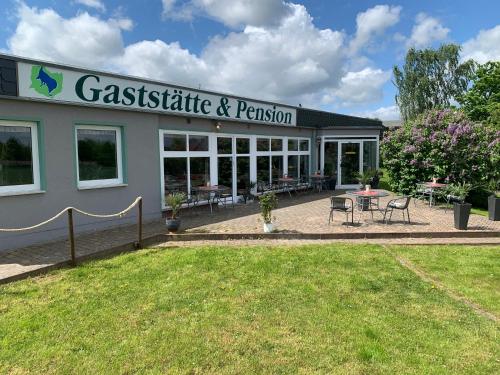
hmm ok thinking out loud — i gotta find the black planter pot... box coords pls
[453,202,471,230]
[166,218,181,233]
[488,195,500,221]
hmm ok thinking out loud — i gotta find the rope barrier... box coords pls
[0,196,143,232]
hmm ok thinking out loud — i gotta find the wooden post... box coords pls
[67,208,76,266]
[137,198,143,249]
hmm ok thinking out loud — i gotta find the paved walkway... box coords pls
[1,190,499,283]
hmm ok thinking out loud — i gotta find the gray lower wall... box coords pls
[0,99,317,251]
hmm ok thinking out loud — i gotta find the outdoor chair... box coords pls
[215,191,234,208]
[383,196,411,224]
[329,197,354,225]
[257,180,271,194]
[412,182,433,206]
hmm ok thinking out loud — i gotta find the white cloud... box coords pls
[75,0,106,12]
[355,105,400,121]
[7,1,395,110]
[8,2,132,68]
[333,68,391,105]
[117,39,209,87]
[350,5,401,53]
[462,25,500,64]
[162,0,291,28]
[407,13,449,48]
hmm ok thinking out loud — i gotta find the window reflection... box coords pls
[0,126,33,186]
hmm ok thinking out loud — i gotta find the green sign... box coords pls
[30,65,63,97]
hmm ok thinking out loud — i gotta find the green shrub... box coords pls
[381,109,499,194]
[259,192,278,224]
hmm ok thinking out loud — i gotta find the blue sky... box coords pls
[2,0,499,120]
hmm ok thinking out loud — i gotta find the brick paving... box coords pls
[1,190,499,283]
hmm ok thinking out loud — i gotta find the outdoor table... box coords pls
[310,175,327,192]
[346,189,390,221]
[423,182,447,207]
[193,185,230,213]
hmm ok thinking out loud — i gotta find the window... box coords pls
[164,133,186,151]
[257,138,269,151]
[363,141,377,172]
[189,135,209,151]
[288,139,298,151]
[236,138,250,154]
[76,126,123,188]
[300,140,309,151]
[0,121,40,194]
[217,137,232,154]
[271,138,282,151]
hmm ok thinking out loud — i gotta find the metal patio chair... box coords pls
[383,196,411,224]
[329,197,354,225]
[412,182,433,206]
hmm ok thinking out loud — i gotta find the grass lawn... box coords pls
[1,244,498,374]
[393,245,500,316]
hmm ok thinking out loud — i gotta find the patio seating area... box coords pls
[178,189,499,234]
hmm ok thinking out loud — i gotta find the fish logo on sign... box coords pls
[30,65,63,97]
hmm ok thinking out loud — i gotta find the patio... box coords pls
[179,190,499,234]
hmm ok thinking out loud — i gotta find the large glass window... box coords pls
[218,157,232,188]
[164,133,186,151]
[76,126,123,188]
[300,155,310,181]
[164,158,188,195]
[363,141,377,172]
[324,142,338,177]
[0,122,40,193]
[189,135,208,151]
[257,156,270,184]
[271,156,283,181]
[236,157,250,191]
[190,157,210,188]
[287,155,299,178]
[300,140,309,151]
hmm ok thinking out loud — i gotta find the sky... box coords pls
[1,0,499,121]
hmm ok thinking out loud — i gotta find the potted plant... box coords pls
[369,169,381,189]
[486,179,500,221]
[259,192,278,233]
[446,182,473,230]
[356,170,375,210]
[165,192,186,233]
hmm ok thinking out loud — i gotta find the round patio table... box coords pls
[193,185,230,213]
[346,189,390,221]
[423,182,448,207]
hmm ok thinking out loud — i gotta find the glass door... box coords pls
[340,142,361,186]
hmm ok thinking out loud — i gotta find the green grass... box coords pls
[0,244,498,374]
[393,245,500,316]
[471,207,488,217]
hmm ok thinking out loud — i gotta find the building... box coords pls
[0,55,383,251]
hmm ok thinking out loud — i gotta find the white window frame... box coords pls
[160,130,212,209]
[0,120,41,195]
[75,125,124,189]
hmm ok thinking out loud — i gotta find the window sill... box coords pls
[0,189,46,197]
[78,183,128,191]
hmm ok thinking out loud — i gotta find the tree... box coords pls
[458,61,500,125]
[381,109,499,195]
[393,44,476,122]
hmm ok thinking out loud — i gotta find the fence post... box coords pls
[67,208,76,266]
[137,198,143,249]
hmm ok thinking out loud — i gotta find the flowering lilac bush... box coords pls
[381,109,500,194]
